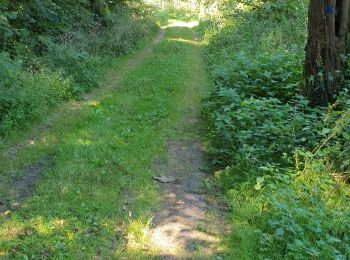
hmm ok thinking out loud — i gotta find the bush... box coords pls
[0,52,72,135]
[43,40,104,95]
[210,51,302,101]
[225,158,350,259]
[0,1,158,135]
[202,0,350,258]
[204,89,322,169]
[58,9,158,57]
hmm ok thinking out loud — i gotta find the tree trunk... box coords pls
[303,0,350,107]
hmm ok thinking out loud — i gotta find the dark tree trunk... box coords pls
[303,0,350,107]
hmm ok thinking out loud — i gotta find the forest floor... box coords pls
[0,11,226,258]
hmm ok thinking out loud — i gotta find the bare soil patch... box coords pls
[0,157,52,214]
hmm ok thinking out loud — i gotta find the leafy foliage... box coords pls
[0,53,72,134]
[210,51,302,101]
[202,0,350,258]
[0,0,157,135]
[204,91,322,171]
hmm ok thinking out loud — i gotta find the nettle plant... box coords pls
[210,51,303,102]
[254,156,350,259]
[203,0,350,258]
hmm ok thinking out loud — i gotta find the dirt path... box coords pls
[149,29,225,259]
[151,140,223,259]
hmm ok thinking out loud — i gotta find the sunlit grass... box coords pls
[0,10,208,258]
[168,37,199,45]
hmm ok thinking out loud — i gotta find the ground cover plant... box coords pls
[201,0,350,258]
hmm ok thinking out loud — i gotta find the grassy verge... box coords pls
[0,10,206,259]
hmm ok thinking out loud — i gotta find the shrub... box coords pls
[43,40,104,95]
[202,0,350,258]
[204,89,322,167]
[0,52,72,135]
[0,1,157,135]
[225,158,350,259]
[58,9,158,57]
[211,51,303,101]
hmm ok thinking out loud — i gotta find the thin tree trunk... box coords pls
[303,0,350,107]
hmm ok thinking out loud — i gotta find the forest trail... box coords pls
[0,11,225,259]
[150,28,224,259]
[147,28,225,258]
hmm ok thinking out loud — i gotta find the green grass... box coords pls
[0,10,207,258]
[156,9,198,27]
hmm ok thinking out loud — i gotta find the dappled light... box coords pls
[168,37,199,45]
[76,139,92,147]
[0,6,211,257]
[0,221,24,242]
[1,0,350,259]
[166,20,199,28]
[150,191,220,257]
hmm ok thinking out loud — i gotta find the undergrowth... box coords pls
[0,1,157,136]
[201,0,350,258]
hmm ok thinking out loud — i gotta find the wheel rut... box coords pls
[148,28,225,259]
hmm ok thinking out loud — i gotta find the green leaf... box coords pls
[4,29,13,37]
[256,177,264,183]
[321,128,331,135]
[328,72,334,82]
[342,132,350,140]
[275,228,285,237]
[327,236,341,243]
[254,183,262,190]
[55,242,66,250]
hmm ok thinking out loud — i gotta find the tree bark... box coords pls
[303,0,350,107]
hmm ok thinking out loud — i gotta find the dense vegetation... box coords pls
[202,0,350,258]
[0,0,157,136]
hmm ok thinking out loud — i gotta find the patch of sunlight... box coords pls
[40,136,47,144]
[125,217,158,255]
[168,37,199,45]
[151,223,183,255]
[88,100,100,107]
[0,220,24,241]
[76,138,92,146]
[237,2,246,10]
[163,20,199,29]
[30,216,66,236]
[149,196,222,258]
[52,218,66,230]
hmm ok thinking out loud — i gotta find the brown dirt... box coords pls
[150,70,226,259]
[150,139,226,259]
[0,157,52,214]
